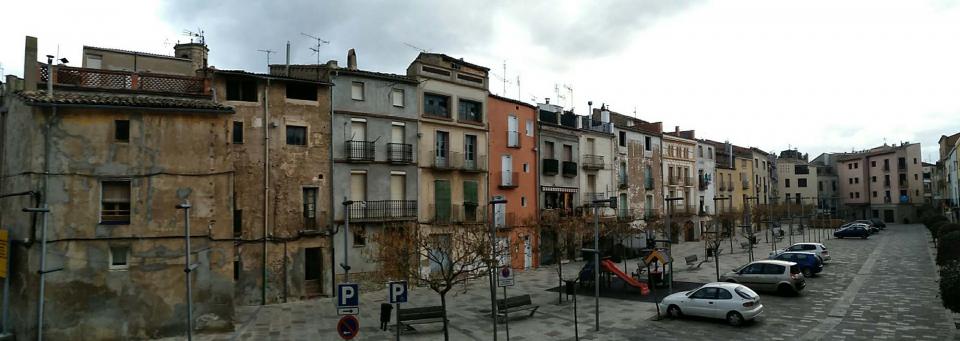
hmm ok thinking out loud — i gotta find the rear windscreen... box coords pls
[790,265,800,274]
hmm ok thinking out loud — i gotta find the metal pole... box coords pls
[593,204,599,332]
[395,302,400,341]
[24,207,49,341]
[343,199,351,283]
[2,234,10,334]
[787,200,792,245]
[573,285,579,341]
[503,286,510,340]
[665,198,674,294]
[488,199,503,341]
[262,78,270,306]
[177,202,194,341]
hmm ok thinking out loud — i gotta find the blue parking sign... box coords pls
[388,281,407,304]
[337,283,359,308]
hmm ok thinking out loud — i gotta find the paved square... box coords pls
[179,224,956,340]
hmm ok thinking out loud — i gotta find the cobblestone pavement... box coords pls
[177,224,956,340]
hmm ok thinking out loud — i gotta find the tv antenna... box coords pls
[563,84,573,110]
[489,60,514,97]
[257,49,275,72]
[301,32,330,64]
[183,28,205,45]
[403,42,430,53]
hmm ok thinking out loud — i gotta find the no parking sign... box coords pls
[498,266,515,287]
[337,315,359,340]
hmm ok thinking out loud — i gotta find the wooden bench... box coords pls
[685,255,706,269]
[397,306,446,332]
[495,295,540,323]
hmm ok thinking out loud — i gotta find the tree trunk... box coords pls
[440,291,449,341]
[556,243,563,304]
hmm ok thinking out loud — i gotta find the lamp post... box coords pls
[663,196,684,294]
[588,196,616,332]
[341,198,355,283]
[176,202,194,341]
[487,198,507,341]
[744,196,759,262]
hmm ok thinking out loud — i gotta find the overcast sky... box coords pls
[3,0,960,161]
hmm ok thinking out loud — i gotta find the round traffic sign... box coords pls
[500,266,511,278]
[337,315,359,340]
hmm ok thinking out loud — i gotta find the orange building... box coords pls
[488,94,540,270]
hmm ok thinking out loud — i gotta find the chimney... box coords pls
[347,49,357,70]
[174,42,209,73]
[600,108,610,124]
[23,36,38,91]
[326,60,339,69]
[675,126,680,134]
[545,98,550,104]
[285,41,291,76]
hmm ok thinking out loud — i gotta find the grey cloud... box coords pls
[161,0,701,74]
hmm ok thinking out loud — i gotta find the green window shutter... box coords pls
[463,181,478,204]
[435,180,451,220]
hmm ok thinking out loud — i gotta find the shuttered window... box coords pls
[101,180,131,224]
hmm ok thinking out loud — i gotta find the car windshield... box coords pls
[734,286,758,299]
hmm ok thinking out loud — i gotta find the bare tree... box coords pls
[371,221,502,341]
[538,210,589,304]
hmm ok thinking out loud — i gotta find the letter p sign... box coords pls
[337,283,359,308]
[388,281,407,304]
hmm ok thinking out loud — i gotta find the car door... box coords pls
[761,264,786,291]
[686,287,719,317]
[714,288,736,319]
[737,264,761,288]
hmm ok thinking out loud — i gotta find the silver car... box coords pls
[720,260,805,295]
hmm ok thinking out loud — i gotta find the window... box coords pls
[848,178,853,184]
[353,226,366,247]
[526,120,534,136]
[523,163,529,172]
[798,179,807,187]
[794,165,809,175]
[848,163,852,170]
[464,135,478,163]
[424,93,451,118]
[115,120,129,142]
[351,82,365,100]
[562,144,573,162]
[286,125,307,146]
[225,78,258,102]
[698,146,703,157]
[716,288,733,300]
[544,141,555,159]
[85,54,103,69]
[391,88,404,107]
[645,137,652,151]
[873,191,877,197]
[232,121,244,144]
[233,209,243,237]
[871,161,876,167]
[855,192,861,198]
[109,246,129,270]
[101,180,131,224]
[618,131,626,147]
[872,176,876,182]
[458,99,482,123]
[708,147,713,159]
[785,179,791,188]
[521,196,527,207]
[286,82,317,101]
[691,287,718,299]
[849,192,854,199]
[855,162,859,169]
[818,181,823,191]
[855,178,859,184]
[303,187,318,230]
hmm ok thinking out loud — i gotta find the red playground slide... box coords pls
[600,259,650,295]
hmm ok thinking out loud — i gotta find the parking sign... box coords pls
[498,266,515,287]
[388,281,407,304]
[337,283,359,315]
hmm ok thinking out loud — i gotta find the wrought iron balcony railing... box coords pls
[347,200,417,222]
[542,159,559,175]
[562,161,578,178]
[498,171,520,188]
[387,143,414,164]
[582,155,604,170]
[344,140,375,162]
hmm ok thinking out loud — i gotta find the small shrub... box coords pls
[937,231,960,265]
[938,223,960,238]
[940,259,960,313]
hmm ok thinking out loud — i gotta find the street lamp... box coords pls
[22,206,52,341]
[487,198,507,341]
[663,196,684,294]
[176,202,195,341]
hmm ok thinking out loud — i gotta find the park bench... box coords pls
[496,294,540,323]
[740,241,751,249]
[685,255,706,269]
[397,305,446,332]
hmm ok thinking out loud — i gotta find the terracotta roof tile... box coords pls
[16,90,233,112]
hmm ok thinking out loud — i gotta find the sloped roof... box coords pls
[16,90,233,112]
[417,52,490,71]
[84,45,191,61]
[592,108,663,135]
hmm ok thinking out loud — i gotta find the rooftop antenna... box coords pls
[403,42,430,53]
[301,33,329,80]
[183,28,206,45]
[563,84,573,110]
[517,74,521,100]
[257,49,275,73]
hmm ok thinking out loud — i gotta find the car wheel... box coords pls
[726,311,744,327]
[778,284,794,295]
[861,235,868,239]
[667,305,682,318]
[802,268,813,278]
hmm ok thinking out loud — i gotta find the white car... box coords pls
[769,243,830,262]
[660,282,763,326]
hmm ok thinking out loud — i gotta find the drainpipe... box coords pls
[262,77,270,305]
[328,69,337,296]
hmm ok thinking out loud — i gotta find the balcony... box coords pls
[718,183,726,192]
[560,113,578,128]
[344,141,375,162]
[387,143,414,164]
[542,159,559,175]
[39,63,206,95]
[883,196,892,203]
[884,180,891,188]
[742,180,750,190]
[883,164,890,172]
[347,200,417,222]
[431,151,459,170]
[898,162,907,173]
[583,192,606,204]
[562,161,578,178]
[668,176,680,186]
[582,155,604,170]
[506,131,520,148]
[431,203,484,225]
[683,177,694,187]
[462,155,487,172]
[619,175,629,189]
[698,178,710,191]
[643,208,660,220]
[899,179,908,187]
[581,117,613,134]
[617,209,635,221]
[498,171,519,188]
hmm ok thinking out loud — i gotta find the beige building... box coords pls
[662,128,697,241]
[0,37,235,338]
[776,149,819,206]
[837,142,924,222]
[407,53,489,271]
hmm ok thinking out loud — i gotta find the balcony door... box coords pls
[435,180,451,223]
[507,115,519,147]
[350,172,367,219]
[391,173,406,216]
[501,155,513,186]
[435,131,449,165]
[392,124,404,144]
[465,134,478,169]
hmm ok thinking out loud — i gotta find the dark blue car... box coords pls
[771,252,823,277]
[834,224,870,239]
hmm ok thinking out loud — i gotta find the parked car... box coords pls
[769,243,831,262]
[869,218,887,229]
[770,251,823,277]
[720,260,805,295]
[834,224,870,239]
[660,282,763,326]
[849,220,879,234]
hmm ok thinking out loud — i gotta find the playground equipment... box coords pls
[577,257,650,295]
